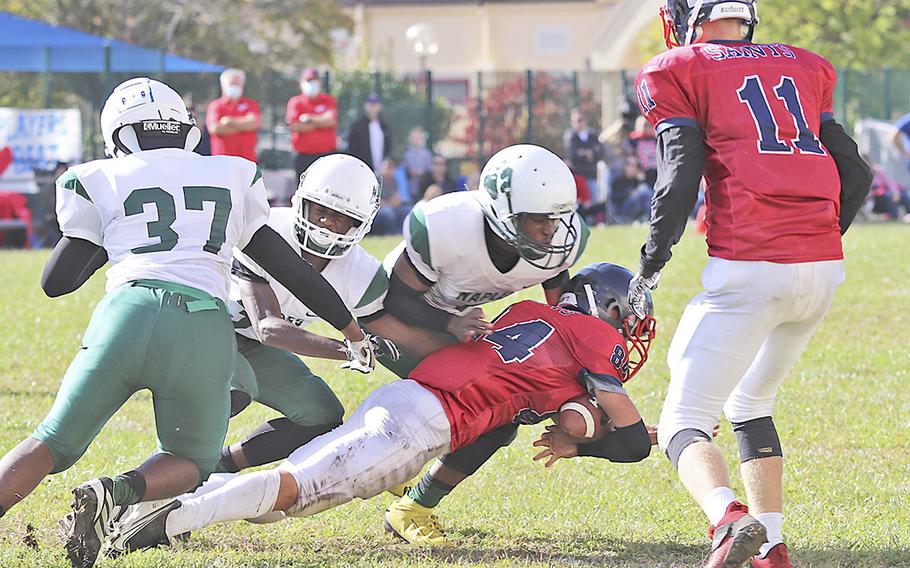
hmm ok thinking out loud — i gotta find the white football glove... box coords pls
[628,271,660,320]
[340,334,401,374]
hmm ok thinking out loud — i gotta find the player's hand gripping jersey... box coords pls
[412,300,628,451]
[229,208,388,340]
[386,191,589,315]
[56,148,269,299]
[636,42,842,263]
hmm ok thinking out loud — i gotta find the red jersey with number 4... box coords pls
[635,42,842,263]
[411,300,627,452]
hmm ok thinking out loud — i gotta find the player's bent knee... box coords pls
[732,416,782,462]
[665,428,712,470]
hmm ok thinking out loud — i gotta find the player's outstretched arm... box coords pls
[638,126,706,277]
[241,225,362,342]
[239,277,348,360]
[819,120,873,234]
[41,236,108,297]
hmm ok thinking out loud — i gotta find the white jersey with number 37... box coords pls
[55,148,270,300]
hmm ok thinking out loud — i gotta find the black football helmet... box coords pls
[661,0,759,49]
[559,262,656,381]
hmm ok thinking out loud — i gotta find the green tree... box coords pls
[0,0,352,71]
[637,1,910,70]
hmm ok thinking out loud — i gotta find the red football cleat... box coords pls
[750,543,793,568]
[703,501,768,568]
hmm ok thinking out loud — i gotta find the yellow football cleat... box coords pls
[386,480,414,498]
[382,496,450,546]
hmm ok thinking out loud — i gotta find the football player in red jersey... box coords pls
[102,263,656,554]
[626,2,872,567]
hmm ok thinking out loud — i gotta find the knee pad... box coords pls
[665,428,712,470]
[246,510,287,524]
[732,416,782,462]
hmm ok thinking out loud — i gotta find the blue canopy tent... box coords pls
[0,12,223,75]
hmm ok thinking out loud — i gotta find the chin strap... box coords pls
[684,0,706,46]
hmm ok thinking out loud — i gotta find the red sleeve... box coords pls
[324,95,337,115]
[635,55,699,134]
[206,100,221,131]
[574,323,628,383]
[248,98,261,118]
[285,97,299,124]
[819,57,837,123]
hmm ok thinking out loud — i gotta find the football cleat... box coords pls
[704,501,768,568]
[65,477,116,568]
[386,480,415,498]
[750,543,793,568]
[382,496,449,546]
[105,499,184,558]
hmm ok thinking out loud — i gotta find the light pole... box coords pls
[405,23,439,73]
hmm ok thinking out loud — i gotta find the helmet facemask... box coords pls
[661,0,759,49]
[558,265,658,382]
[291,170,381,259]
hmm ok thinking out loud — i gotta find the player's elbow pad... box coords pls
[577,420,651,463]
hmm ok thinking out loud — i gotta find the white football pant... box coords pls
[657,258,845,450]
[280,379,451,517]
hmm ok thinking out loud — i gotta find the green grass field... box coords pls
[0,224,908,567]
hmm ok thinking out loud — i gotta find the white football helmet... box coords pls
[100,77,201,157]
[291,154,382,259]
[477,144,579,269]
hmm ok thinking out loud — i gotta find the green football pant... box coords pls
[33,280,235,477]
[230,335,344,426]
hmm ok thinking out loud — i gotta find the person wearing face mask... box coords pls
[287,68,339,181]
[206,68,261,162]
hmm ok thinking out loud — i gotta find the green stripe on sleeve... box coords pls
[407,206,432,269]
[251,165,263,187]
[355,266,390,310]
[57,169,92,203]
[575,217,590,260]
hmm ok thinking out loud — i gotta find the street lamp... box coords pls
[406,23,439,73]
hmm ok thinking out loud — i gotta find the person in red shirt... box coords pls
[206,68,261,162]
[103,263,656,554]
[626,2,872,567]
[287,68,338,181]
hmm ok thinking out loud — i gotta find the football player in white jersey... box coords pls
[0,78,374,568]
[216,154,448,474]
[381,144,591,544]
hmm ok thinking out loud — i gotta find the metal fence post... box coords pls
[884,67,892,119]
[425,69,434,151]
[572,70,580,109]
[42,47,51,108]
[526,69,533,143]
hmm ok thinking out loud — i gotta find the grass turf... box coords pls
[0,223,907,567]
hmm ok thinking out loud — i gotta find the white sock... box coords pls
[702,486,737,526]
[755,512,783,557]
[165,469,283,537]
[177,473,236,502]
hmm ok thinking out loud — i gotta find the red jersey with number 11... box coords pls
[411,300,627,452]
[635,41,842,263]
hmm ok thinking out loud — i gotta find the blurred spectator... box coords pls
[866,155,910,222]
[890,111,910,168]
[206,69,260,162]
[610,156,653,223]
[564,108,603,205]
[372,158,411,236]
[189,102,211,156]
[401,126,433,197]
[629,115,658,186]
[287,68,338,181]
[418,154,458,201]
[347,93,390,175]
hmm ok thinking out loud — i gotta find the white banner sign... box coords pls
[0,108,83,194]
